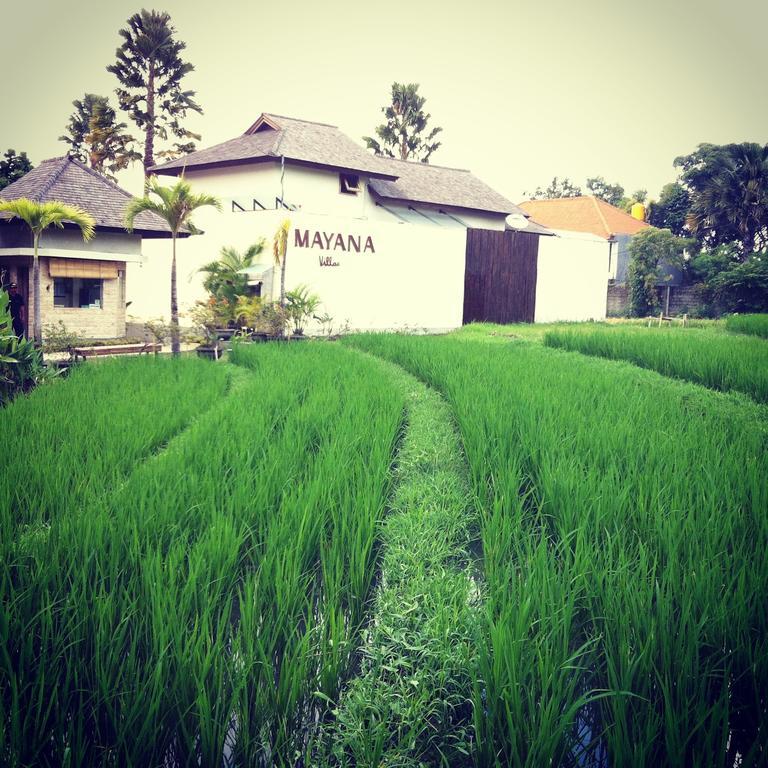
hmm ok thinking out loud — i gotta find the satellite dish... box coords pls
[506,213,529,230]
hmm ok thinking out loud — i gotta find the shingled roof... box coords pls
[518,196,650,240]
[0,156,176,237]
[369,159,520,216]
[151,112,519,216]
[151,113,399,179]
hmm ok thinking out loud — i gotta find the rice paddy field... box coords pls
[2,325,767,767]
[544,325,768,402]
[725,313,768,339]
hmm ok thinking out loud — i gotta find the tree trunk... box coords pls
[171,232,180,355]
[280,252,287,309]
[144,63,156,191]
[32,232,42,346]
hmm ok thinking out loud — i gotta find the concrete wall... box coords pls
[535,231,609,322]
[139,207,466,331]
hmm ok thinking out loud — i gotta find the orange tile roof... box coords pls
[517,196,650,240]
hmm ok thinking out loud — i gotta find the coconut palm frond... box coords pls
[0,198,96,240]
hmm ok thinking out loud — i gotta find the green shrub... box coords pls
[0,289,49,404]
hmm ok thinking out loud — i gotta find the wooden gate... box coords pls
[463,229,540,324]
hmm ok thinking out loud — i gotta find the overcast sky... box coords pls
[3,0,766,204]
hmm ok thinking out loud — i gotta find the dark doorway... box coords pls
[463,229,539,324]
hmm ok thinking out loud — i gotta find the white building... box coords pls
[140,113,608,329]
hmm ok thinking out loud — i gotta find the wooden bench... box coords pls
[70,343,161,360]
[648,312,688,328]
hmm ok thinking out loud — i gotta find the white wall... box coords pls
[535,231,608,322]
[133,204,467,331]
[129,161,505,322]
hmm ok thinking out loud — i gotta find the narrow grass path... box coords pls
[320,352,479,767]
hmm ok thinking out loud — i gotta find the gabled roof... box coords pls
[151,113,399,180]
[368,159,521,216]
[518,196,650,240]
[0,156,176,237]
[151,112,520,217]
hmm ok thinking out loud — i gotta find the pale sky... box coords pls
[3,0,767,205]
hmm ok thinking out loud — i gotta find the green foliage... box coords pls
[143,317,171,345]
[690,246,768,315]
[0,290,49,404]
[725,313,768,338]
[258,301,289,337]
[326,355,476,765]
[59,93,140,180]
[233,295,263,329]
[586,175,625,206]
[648,182,691,236]
[525,175,582,199]
[0,149,33,191]
[627,228,690,316]
[363,82,442,162]
[285,284,320,334]
[675,142,768,255]
[545,325,768,402]
[349,332,768,767]
[198,241,265,304]
[41,320,81,353]
[107,9,202,176]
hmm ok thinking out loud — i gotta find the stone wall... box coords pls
[607,283,629,316]
[27,257,127,339]
[607,281,703,318]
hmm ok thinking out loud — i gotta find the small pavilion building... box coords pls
[0,157,175,339]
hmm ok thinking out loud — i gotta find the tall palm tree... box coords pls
[198,242,265,304]
[0,199,95,344]
[125,176,220,355]
[677,142,768,256]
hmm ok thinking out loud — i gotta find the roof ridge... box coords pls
[590,195,612,238]
[263,113,339,129]
[378,156,470,173]
[36,156,70,201]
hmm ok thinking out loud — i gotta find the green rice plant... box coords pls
[0,356,230,541]
[544,325,768,402]
[1,343,403,766]
[725,313,768,339]
[346,333,768,767]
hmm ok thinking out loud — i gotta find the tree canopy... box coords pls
[675,142,768,256]
[107,9,202,181]
[648,182,691,237]
[0,150,33,191]
[586,176,624,207]
[363,83,442,163]
[59,93,140,180]
[524,176,582,200]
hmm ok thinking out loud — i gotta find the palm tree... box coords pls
[198,242,265,304]
[124,176,220,355]
[272,219,290,306]
[0,199,95,344]
[677,142,768,256]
